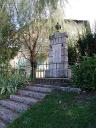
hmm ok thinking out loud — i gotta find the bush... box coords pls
[72,56,96,91]
[68,38,78,62]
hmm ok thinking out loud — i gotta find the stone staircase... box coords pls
[0,84,53,128]
[0,84,81,128]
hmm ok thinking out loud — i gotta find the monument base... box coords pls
[45,69,68,78]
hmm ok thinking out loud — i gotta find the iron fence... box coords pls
[35,62,96,78]
[0,62,96,79]
[36,63,69,78]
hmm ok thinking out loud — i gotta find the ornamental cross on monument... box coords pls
[45,23,71,78]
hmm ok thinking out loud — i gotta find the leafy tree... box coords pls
[0,0,19,65]
[8,0,67,78]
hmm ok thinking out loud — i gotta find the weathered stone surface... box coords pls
[18,90,47,99]
[55,86,81,94]
[0,100,29,113]
[46,31,69,78]
[25,86,52,93]
[68,87,81,94]
[10,95,38,105]
[0,120,6,128]
[45,69,68,78]
[0,106,19,123]
[34,84,81,94]
[35,84,53,88]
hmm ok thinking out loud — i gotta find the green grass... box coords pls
[8,90,96,128]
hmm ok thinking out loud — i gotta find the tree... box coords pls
[0,0,19,65]
[7,0,67,78]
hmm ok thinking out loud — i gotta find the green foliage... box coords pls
[68,38,78,62]
[35,0,59,13]
[68,22,96,62]
[0,1,19,64]
[0,23,19,64]
[72,56,96,91]
[68,46,77,62]
[0,69,28,95]
[10,0,63,27]
[77,23,96,57]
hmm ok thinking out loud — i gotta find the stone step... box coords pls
[18,90,47,100]
[34,84,61,89]
[25,86,52,93]
[33,84,81,94]
[0,106,19,123]
[33,84,61,89]
[0,120,6,128]
[35,78,72,85]
[10,95,38,105]
[32,84,53,88]
[34,82,71,87]
[0,100,29,113]
[34,84,56,88]
[0,84,54,128]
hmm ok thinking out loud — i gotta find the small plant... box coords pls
[0,69,29,95]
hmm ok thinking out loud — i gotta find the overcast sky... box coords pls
[64,0,96,29]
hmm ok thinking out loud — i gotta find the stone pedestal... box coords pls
[45,32,69,78]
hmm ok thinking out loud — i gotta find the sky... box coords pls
[64,0,96,30]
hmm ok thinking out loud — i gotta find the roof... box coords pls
[64,19,88,24]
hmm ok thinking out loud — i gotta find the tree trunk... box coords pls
[30,50,37,80]
[30,61,36,80]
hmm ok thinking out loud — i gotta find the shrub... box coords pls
[68,38,78,62]
[72,56,96,91]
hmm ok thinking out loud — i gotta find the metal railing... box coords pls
[36,63,69,78]
[0,62,95,79]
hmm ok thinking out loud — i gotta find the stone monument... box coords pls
[45,23,69,78]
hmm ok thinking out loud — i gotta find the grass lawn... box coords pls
[8,90,96,128]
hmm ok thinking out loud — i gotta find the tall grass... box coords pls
[0,67,29,95]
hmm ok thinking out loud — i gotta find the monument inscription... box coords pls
[53,44,61,63]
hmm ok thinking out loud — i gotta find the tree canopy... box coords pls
[0,0,67,66]
[0,0,19,64]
